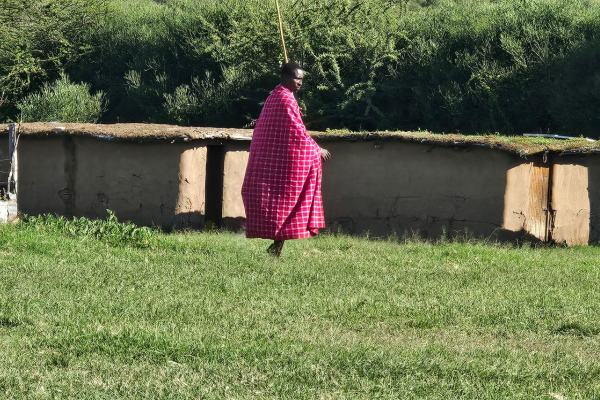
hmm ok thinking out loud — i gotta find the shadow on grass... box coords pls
[0,316,21,328]
[319,226,562,249]
[553,322,600,337]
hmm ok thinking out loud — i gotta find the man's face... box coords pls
[283,69,304,94]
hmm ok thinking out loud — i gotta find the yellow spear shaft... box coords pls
[275,0,289,64]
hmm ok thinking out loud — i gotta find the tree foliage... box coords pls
[19,73,106,123]
[3,0,600,136]
[0,0,108,120]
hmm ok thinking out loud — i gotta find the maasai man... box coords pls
[242,62,331,257]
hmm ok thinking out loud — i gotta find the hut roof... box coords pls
[0,122,253,142]
[313,130,600,156]
[1,123,598,155]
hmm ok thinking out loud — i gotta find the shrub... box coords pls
[6,0,600,136]
[0,0,108,121]
[164,67,256,126]
[70,0,600,135]
[19,74,107,123]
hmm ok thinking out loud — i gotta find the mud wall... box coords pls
[18,136,207,227]
[16,134,598,245]
[217,139,523,239]
[220,139,593,244]
[222,142,249,230]
[317,140,523,239]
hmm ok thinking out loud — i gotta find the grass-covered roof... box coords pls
[314,130,600,155]
[2,123,599,155]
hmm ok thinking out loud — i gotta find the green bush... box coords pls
[73,0,407,127]
[164,67,256,126]
[0,0,108,121]
[18,74,106,123]
[4,0,600,136]
[69,0,600,135]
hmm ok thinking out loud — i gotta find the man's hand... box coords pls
[320,148,331,162]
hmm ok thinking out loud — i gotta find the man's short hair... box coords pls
[281,62,302,77]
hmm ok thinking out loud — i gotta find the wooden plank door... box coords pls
[524,160,551,242]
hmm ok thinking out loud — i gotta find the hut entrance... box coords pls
[205,145,225,228]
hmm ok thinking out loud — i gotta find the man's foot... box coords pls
[267,240,285,257]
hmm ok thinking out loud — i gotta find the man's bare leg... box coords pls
[267,240,285,257]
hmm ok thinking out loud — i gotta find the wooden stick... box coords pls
[7,123,17,195]
[275,0,288,64]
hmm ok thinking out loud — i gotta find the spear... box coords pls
[275,0,289,64]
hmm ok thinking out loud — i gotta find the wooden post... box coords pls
[7,123,18,197]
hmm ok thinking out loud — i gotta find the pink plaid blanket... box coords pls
[242,84,325,240]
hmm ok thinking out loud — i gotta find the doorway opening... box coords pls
[205,145,225,229]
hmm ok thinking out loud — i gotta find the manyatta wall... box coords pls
[5,123,600,245]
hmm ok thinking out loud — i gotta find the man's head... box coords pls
[281,62,304,94]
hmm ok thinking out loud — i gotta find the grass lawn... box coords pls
[1,219,600,399]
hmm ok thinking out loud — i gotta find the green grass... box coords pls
[1,218,600,398]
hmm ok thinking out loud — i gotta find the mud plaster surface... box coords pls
[317,140,518,239]
[503,162,535,235]
[222,143,249,220]
[18,136,207,228]
[12,131,599,245]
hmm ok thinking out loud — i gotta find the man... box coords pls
[242,62,331,257]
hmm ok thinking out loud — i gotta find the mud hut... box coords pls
[4,123,600,246]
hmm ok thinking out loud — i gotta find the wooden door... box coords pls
[524,160,551,242]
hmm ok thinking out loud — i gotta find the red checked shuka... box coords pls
[242,84,325,240]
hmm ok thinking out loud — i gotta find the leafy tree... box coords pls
[0,0,108,120]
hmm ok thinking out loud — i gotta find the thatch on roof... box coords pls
[313,130,600,155]
[2,123,599,155]
[0,123,253,142]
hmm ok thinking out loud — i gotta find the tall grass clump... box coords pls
[18,74,107,123]
[23,211,157,247]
